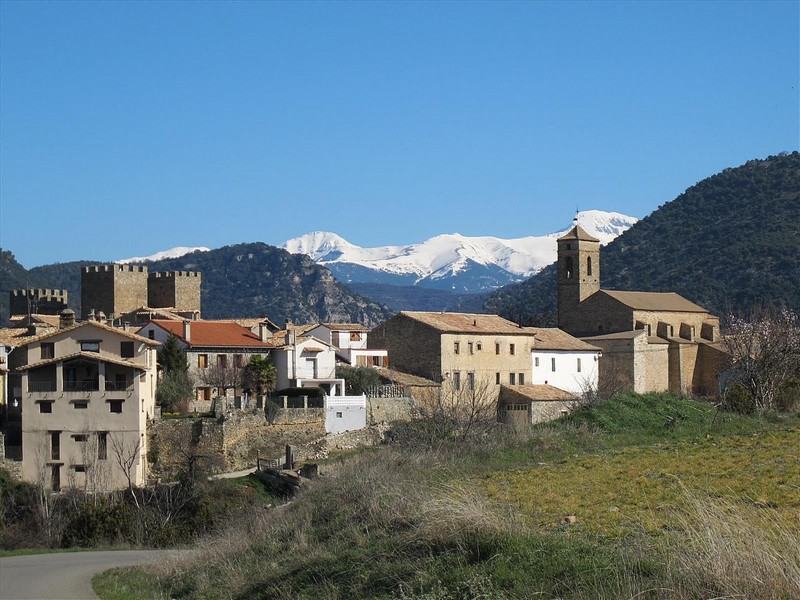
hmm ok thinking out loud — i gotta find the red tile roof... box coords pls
[149,320,273,348]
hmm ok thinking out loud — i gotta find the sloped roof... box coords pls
[0,327,49,346]
[558,224,599,243]
[375,367,440,388]
[500,384,578,402]
[601,290,709,313]
[17,351,149,372]
[581,330,670,345]
[320,323,370,332]
[148,320,272,348]
[529,328,602,352]
[7,314,62,328]
[17,321,160,347]
[398,312,532,335]
[215,317,280,330]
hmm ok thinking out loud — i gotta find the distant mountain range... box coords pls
[486,152,800,323]
[281,210,637,293]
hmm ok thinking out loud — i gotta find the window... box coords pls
[495,343,500,355]
[453,371,461,390]
[81,341,100,352]
[519,373,525,385]
[496,372,501,385]
[466,372,474,391]
[41,343,54,360]
[509,373,516,385]
[336,411,343,418]
[120,341,134,358]
[198,354,208,368]
[98,432,107,460]
[109,400,123,414]
[534,357,540,367]
[234,354,245,368]
[454,342,460,355]
[476,342,482,351]
[73,465,86,473]
[587,256,593,276]
[468,342,474,355]
[565,256,574,279]
[148,330,155,340]
[71,434,88,442]
[217,354,227,368]
[38,401,53,414]
[510,344,515,356]
[577,358,582,373]
[350,332,362,341]
[50,431,60,460]
[551,358,557,372]
[73,402,88,409]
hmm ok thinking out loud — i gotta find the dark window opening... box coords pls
[120,341,134,358]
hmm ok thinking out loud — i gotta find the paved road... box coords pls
[0,550,178,599]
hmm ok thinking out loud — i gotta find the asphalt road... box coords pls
[0,550,178,599]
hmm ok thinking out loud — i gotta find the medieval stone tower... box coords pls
[9,288,69,316]
[81,265,149,320]
[147,271,201,313]
[557,223,600,331]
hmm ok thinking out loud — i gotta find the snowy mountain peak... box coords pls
[281,210,638,292]
[117,246,210,264]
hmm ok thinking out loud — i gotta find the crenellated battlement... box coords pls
[83,264,148,274]
[9,288,69,316]
[148,271,200,279]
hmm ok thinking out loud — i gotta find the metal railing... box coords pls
[105,380,132,392]
[28,381,57,393]
[64,380,99,392]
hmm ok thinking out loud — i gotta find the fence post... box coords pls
[285,445,295,470]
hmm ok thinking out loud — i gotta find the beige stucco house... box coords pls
[16,320,159,491]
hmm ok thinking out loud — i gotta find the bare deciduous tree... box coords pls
[415,376,499,443]
[723,306,800,412]
[199,363,243,402]
[110,434,142,509]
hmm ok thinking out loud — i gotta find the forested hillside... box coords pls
[486,152,800,322]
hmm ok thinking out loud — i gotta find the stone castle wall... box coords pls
[81,265,149,320]
[147,271,201,312]
[9,289,69,316]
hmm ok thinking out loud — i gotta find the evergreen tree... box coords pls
[242,355,277,397]
[158,334,188,374]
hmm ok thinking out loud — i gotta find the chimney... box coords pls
[97,311,106,323]
[259,322,270,342]
[285,320,295,346]
[59,309,76,329]
[183,320,191,342]
[123,321,130,332]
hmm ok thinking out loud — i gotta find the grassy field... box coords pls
[94,393,800,599]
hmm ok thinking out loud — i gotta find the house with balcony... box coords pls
[305,323,388,368]
[15,320,159,491]
[266,326,344,397]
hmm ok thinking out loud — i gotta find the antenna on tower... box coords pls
[573,206,579,225]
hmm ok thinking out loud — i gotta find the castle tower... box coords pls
[9,289,69,316]
[148,271,202,313]
[81,264,149,321]
[557,223,600,331]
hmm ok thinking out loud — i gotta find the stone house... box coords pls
[557,223,728,395]
[15,320,159,491]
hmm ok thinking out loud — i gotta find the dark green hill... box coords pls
[2,244,392,326]
[485,152,800,321]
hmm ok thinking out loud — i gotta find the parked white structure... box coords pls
[17,321,159,491]
[325,394,367,434]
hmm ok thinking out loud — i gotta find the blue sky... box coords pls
[1,1,798,268]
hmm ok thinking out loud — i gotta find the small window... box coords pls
[38,401,53,414]
[587,256,593,276]
[495,372,500,385]
[148,330,155,340]
[467,372,474,391]
[453,371,461,390]
[217,354,227,368]
[476,342,482,351]
[534,357,539,367]
[41,343,55,360]
[454,342,460,355]
[336,411,343,418]
[198,354,208,368]
[350,332,362,341]
[509,373,516,385]
[98,432,108,460]
[577,358,582,373]
[234,354,245,368]
[519,373,525,385]
[80,341,100,353]
[109,400,123,414]
[74,402,88,409]
[495,343,500,355]
[71,434,88,442]
[551,358,556,372]
[120,341,134,358]
[510,344,515,356]
[468,342,474,355]
[73,465,86,473]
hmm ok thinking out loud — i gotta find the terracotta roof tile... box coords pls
[529,328,602,352]
[500,384,578,402]
[601,290,709,313]
[147,320,272,348]
[558,224,600,242]
[398,312,533,335]
[321,323,370,332]
[17,351,149,372]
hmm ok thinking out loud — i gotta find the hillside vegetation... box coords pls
[486,152,800,322]
[95,394,800,600]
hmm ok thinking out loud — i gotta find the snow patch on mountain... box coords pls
[118,246,210,264]
[282,210,637,288]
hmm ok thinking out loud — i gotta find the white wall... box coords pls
[325,395,366,434]
[531,350,600,397]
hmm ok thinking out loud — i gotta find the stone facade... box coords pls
[9,289,69,316]
[147,271,202,313]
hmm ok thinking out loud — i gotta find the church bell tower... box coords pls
[557,222,600,331]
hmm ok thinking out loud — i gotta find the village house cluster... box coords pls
[0,224,728,492]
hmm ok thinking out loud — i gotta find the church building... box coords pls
[556,223,728,396]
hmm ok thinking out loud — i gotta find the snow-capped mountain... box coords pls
[283,210,637,293]
[118,246,210,264]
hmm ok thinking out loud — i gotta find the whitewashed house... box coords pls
[306,323,388,367]
[529,327,601,396]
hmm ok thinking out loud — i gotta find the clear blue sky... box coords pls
[1,0,798,268]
